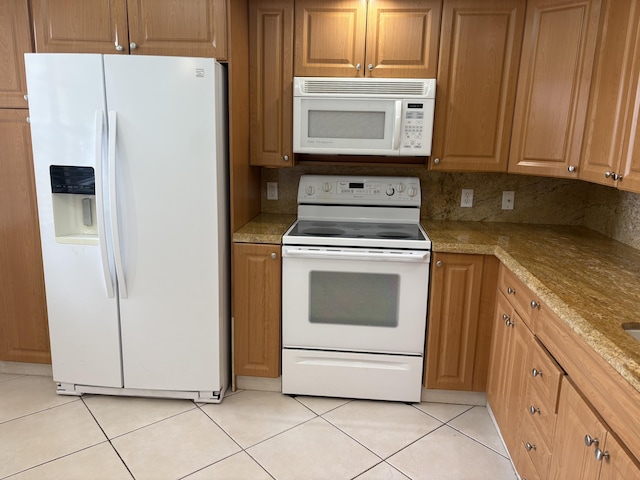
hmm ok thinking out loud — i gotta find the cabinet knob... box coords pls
[283,154,289,162]
[531,368,542,378]
[612,172,623,181]
[270,253,277,259]
[368,64,374,71]
[584,435,599,447]
[433,158,441,165]
[595,448,610,461]
[530,300,540,309]
[24,94,28,101]
[26,117,30,123]
[567,165,576,172]
[504,316,513,327]
[529,405,540,415]
[525,442,536,452]
[355,63,361,71]
[130,42,138,50]
[436,260,443,267]
[605,171,612,179]
[507,287,515,295]
[115,44,124,52]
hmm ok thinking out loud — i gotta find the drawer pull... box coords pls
[532,368,543,378]
[529,405,540,415]
[530,300,540,309]
[525,442,536,452]
[595,448,610,461]
[507,287,516,295]
[585,435,599,447]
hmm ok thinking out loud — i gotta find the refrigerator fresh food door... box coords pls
[103,55,225,392]
[25,53,123,387]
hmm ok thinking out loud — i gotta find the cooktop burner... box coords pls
[287,220,426,241]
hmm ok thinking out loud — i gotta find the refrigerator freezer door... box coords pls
[25,53,122,387]
[103,56,225,392]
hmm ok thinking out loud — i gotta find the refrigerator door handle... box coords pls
[107,111,128,299]
[95,111,115,298]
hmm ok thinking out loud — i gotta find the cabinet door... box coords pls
[0,1,31,108]
[294,0,367,77]
[487,291,514,427]
[233,243,281,378]
[249,0,294,167]
[126,0,227,58]
[30,0,130,54]
[599,433,640,480]
[364,0,441,78]
[579,0,638,187]
[549,378,607,480]
[509,0,601,178]
[425,253,483,391]
[430,0,525,172]
[0,110,50,364]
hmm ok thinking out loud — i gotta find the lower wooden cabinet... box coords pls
[425,253,498,391]
[232,242,281,378]
[0,110,50,363]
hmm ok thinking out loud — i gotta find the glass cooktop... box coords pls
[286,220,427,241]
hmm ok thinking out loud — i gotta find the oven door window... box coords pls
[309,271,399,327]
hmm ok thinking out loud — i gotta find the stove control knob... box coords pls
[396,183,406,193]
[386,187,395,196]
[306,186,315,196]
[322,182,332,192]
[408,187,418,197]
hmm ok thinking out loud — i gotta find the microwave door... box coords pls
[294,98,398,155]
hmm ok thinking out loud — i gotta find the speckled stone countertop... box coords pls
[423,220,640,395]
[232,213,296,244]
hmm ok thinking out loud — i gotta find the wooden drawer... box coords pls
[524,383,558,443]
[527,338,563,411]
[498,265,541,329]
[515,438,542,480]
[519,415,553,479]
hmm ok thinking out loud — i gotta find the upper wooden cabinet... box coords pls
[249,0,294,167]
[430,0,525,172]
[294,0,441,78]
[508,0,601,178]
[30,0,227,59]
[580,0,640,193]
[0,0,32,108]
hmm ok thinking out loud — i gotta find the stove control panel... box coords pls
[297,175,421,206]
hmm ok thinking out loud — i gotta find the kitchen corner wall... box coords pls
[260,166,640,251]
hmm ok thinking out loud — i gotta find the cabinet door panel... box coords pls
[0,1,31,108]
[620,15,640,194]
[249,0,293,167]
[509,0,601,177]
[233,243,281,378]
[425,253,483,391]
[294,0,367,77]
[30,0,129,54]
[126,0,227,58]
[431,0,524,172]
[599,433,640,480]
[0,110,50,363]
[487,291,514,427]
[365,0,441,78]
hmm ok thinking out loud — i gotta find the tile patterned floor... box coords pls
[0,374,518,480]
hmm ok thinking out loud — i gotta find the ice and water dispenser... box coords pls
[50,166,98,244]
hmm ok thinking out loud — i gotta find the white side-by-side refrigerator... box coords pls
[25,54,229,402]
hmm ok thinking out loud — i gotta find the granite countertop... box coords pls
[423,220,640,395]
[233,214,640,394]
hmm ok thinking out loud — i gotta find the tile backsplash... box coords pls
[261,165,640,250]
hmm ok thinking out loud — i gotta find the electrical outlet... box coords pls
[267,182,278,200]
[502,191,515,210]
[461,189,473,208]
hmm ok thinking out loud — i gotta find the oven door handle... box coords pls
[283,248,430,263]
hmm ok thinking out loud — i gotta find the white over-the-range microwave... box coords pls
[293,77,436,157]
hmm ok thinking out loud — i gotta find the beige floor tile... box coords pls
[324,400,442,458]
[111,408,240,480]
[295,395,351,415]
[84,394,196,438]
[248,417,380,480]
[388,425,517,480]
[200,390,315,448]
[183,451,272,480]
[448,406,508,456]
[0,401,106,478]
[0,373,23,383]
[412,402,472,423]
[354,462,411,480]
[0,375,78,423]
[9,442,132,480]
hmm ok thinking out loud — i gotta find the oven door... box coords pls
[282,246,430,355]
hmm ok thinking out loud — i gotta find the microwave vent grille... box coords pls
[299,79,432,97]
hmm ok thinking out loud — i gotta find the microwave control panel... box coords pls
[400,101,431,155]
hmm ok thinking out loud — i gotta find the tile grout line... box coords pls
[0,397,80,426]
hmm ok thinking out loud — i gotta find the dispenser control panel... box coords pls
[50,165,95,195]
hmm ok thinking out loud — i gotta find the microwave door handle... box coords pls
[392,100,402,151]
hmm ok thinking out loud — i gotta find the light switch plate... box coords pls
[502,191,515,210]
[267,182,278,200]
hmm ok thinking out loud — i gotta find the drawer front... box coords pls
[528,338,563,411]
[519,415,553,478]
[525,384,558,442]
[515,439,542,480]
[498,265,540,329]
